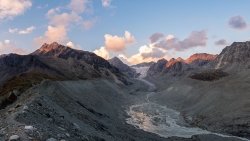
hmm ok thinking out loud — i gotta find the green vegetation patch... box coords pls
[189,69,229,81]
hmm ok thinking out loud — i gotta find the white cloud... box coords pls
[66,41,82,50]
[0,41,27,55]
[34,25,68,45]
[0,0,32,20]
[9,26,35,34]
[119,44,169,65]
[19,26,35,34]
[67,0,90,14]
[9,28,18,33]
[166,34,174,40]
[94,46,110,59]
[5,40,10,44]
[102,0,114,7]
[104,31,136,52]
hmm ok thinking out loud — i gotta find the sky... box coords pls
[0,0,250,65]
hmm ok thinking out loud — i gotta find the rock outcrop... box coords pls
[108,57,137,77]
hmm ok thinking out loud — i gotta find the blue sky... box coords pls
[0,0,249,65]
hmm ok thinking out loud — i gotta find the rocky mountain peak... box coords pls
[176,57,184,61]
[109,56,122,64]
[166,58,184,67]
[108,57,137,77]
[210,41,250,69]
[34,42,69,56]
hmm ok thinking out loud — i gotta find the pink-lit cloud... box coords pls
[105,31,136,52]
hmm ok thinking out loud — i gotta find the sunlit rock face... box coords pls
[185,53,217,67]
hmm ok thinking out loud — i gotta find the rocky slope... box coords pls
[108,57,137,77]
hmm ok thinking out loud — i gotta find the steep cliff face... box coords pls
[210,41,250,69]
[108,57,137,77]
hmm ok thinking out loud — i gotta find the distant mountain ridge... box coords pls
[147,53,217,77]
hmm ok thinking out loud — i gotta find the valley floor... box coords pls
[0,77,249,141]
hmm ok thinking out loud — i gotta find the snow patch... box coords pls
[132,67,149,78]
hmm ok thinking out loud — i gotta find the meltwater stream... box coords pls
[126,90,209,138]
[126,67,249,140]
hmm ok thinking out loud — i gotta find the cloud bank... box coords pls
[119,45,169,65]
[153,30,208,51]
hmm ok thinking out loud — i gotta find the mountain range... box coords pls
[1,41,250,141]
